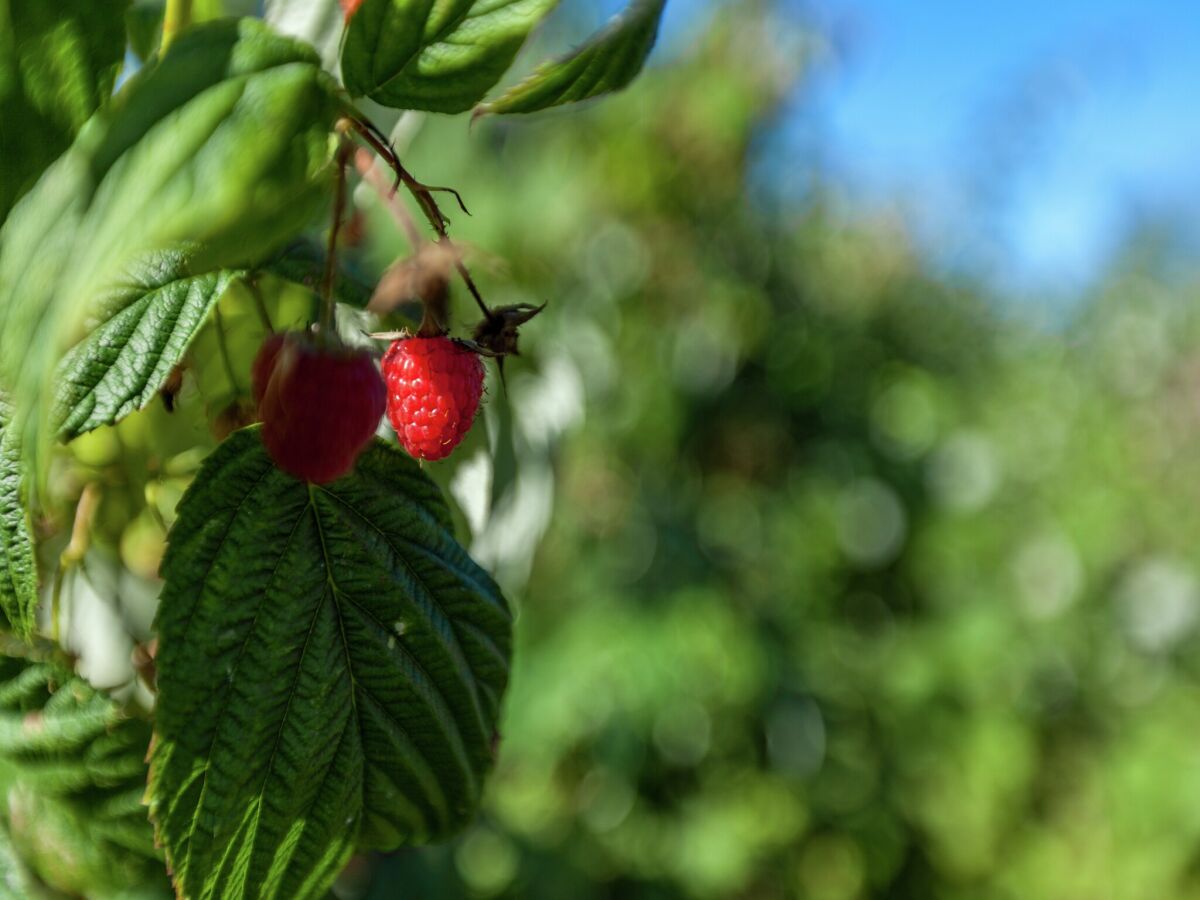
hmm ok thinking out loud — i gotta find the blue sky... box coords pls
[790,0,1200,295]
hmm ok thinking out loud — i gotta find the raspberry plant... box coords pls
[0,1,667,896]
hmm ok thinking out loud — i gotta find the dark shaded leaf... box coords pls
[126,2,165,62]
[0,0,130,222]
[261,240,376,310]
[150,428,511,900]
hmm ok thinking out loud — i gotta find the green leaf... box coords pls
[0,660,165,897]
[474,0,667,117]
[0,663,142,794]
[0,0,130,223]
[0,399,35,640]
[0,18,343,489]
[55,253,243,440]
[0,822,36,899]
[342,0,560,113]
[129,0,251,58]
[150,428,511,900]
[260,239,376,310]
[126,2,166,62]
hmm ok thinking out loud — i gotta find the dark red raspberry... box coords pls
[254,332,386,483]
[251,331,287,405]
[382,336,484,461]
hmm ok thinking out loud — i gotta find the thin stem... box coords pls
[321,139,354,335]
[161,0,193,52]
[246,277,275,333]
[355,149,422,250]
[345,117,495,323]
[213,305,240,394]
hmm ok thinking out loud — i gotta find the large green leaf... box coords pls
[0,659,165,897]
[0,0,130,222]
[0,398,35,639]
[0,18,343,486]
[55,254,243,440]
[475,0,667,116]
[342,0,560,113]
[150,428,511,900]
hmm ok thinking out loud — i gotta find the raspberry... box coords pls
[382,336,484,461]
[253,332,386,483]
[340,0,364,19]
[251,331,287,405]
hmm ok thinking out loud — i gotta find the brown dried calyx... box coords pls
[471,303,546,358]
[367,243,463,317]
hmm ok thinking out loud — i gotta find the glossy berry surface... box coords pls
[254,332,386,483]
[383,336,484,461]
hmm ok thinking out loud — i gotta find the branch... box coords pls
[354,149,422,250]
[321,137,355,334]
[345,117,495,323]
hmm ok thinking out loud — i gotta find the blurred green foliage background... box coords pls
[13,2,1200,898]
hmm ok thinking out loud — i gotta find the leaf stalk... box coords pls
[161,0,193,53]
[321,134,355,338]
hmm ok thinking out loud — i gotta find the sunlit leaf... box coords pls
[126,3,165,62]
[0,821,35,898]
[0,399,35,640]
[342,0,560,113]
[475,0,667,117]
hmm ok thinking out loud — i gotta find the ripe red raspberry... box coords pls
[382,336,484,461]
[253,332,386,483]
[340,0,364,19]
